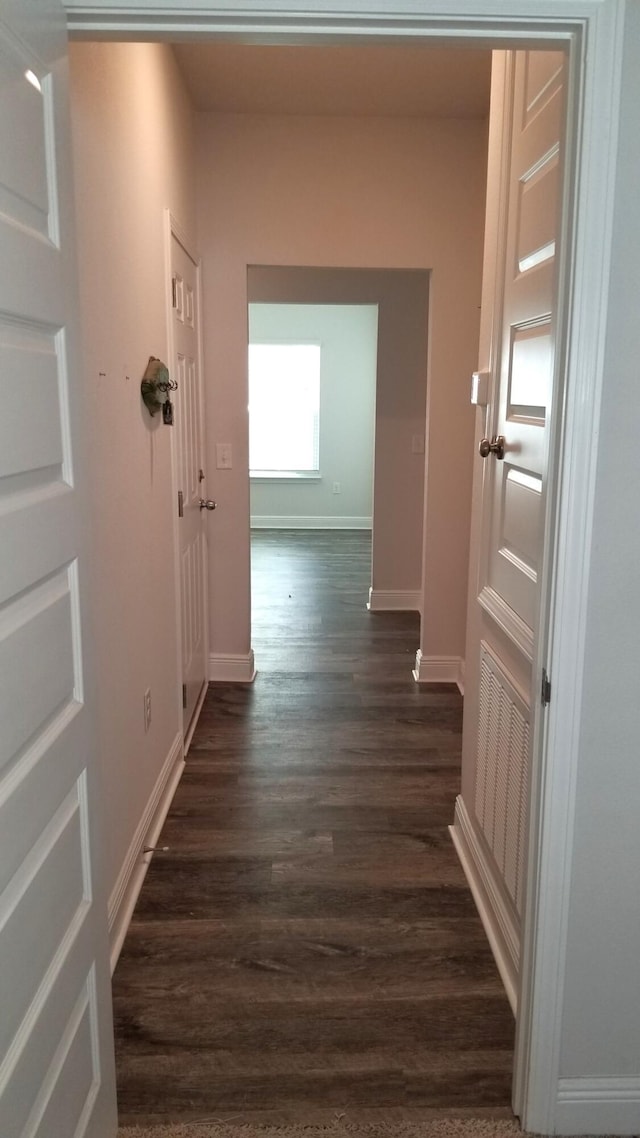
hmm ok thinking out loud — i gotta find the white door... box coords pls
[456,50,566,1005]
[0,1,117,1135]
[170,229,209,744]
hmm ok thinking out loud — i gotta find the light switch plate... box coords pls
[471,370,490,406]
[216,442,233,469]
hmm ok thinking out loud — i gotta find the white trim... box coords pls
[107,731,184,973]
[61,3,607,42]
[555,1077,640,1135]
[183,678,208,755]
[457,658,466,696]
[450,795,519,1016]
[250,515,371,530]
[209,651,256,683]
[367,588,421,612]
[514,6,627,1132]
[412,650,464,694]
[478,584,534,662]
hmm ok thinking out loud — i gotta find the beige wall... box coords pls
[248,265,430,594]
[69,41,196,909]
[197,112,488,661]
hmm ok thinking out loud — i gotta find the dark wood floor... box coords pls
[113,530,514,1126]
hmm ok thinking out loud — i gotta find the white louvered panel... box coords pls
[493,704,512,880]
[515,712,530,910]
[475,657,492,835]
[476,643,531,915]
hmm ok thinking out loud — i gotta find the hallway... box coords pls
[112,530,514,1126]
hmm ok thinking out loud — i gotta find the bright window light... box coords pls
[249,343,321,475]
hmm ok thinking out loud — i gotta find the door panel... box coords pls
[0,2,117,1133]
[484,51,564,644]
[457,49,566,1007]
[171,233,208,742]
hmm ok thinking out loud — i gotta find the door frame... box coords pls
[164,210,210,752]
[66,2,626,1132]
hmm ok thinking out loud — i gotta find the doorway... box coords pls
[60,6,624,1128]
[247,266,430,617]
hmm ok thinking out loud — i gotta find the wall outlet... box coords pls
[332,481,341,494]
[144,688,152,732]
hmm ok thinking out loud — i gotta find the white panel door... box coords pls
[171,232,209,743]
[0,2,117,1135]
[461,50,566,972]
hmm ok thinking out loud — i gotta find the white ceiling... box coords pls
[172,42,492,118]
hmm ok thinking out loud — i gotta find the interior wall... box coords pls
[249,302,379,528]
[248,266,430,596]
[69,41,196,912]
[197,112,488,662]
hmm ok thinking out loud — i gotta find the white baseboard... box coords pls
[412,649,465,693]
[555,1076,640,1134]
[209,650,256,683]
[251,516,372,529]
[449,794,519,1015]
[108,731,184,973]
[183,678,208,755]
[367,588,421,612]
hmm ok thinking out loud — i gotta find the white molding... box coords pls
[555,1077,640,1135]
[514,5,628,1133]
[183,678,208,755]
[412,650,464,694]
[457,657,466,696]
[107,732,184,973]
[250,515,371,530]
[367,588,421,612]
[478,584,534,662]
[61,2,606,41]
[209,651,256,683]
[450,795,519,1016]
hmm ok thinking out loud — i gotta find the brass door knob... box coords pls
[479,435,505,460]
[199,498,217,511]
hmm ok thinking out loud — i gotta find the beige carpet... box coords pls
[117,1120,533,1138]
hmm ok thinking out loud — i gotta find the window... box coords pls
[249,342,321,477]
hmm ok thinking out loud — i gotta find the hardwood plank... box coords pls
[112,530,514,1123]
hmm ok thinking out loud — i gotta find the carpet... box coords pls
[117,1119,533,1138]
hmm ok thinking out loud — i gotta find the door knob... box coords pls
[199,498,217,511]
[479,435,505,460]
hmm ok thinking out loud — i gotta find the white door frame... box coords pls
[64,2,626,1131]
[164,210,210,752]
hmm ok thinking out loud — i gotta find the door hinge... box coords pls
[182,683,187,709]
[541,668,551,706]
[171,275,177,308]
[178,489,184,518]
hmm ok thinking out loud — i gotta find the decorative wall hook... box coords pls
[140,356,177,417]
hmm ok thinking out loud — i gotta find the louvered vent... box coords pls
[475,644,530,914]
